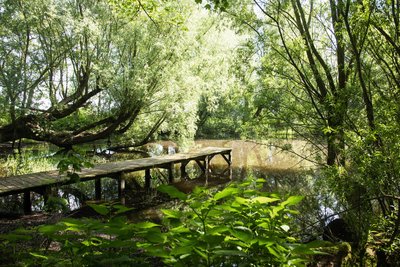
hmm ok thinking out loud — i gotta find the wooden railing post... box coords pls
[180,161,188,180]
[168,163,174,183]
[205,156,210,185]
[145,169,151,189]
[23,191,31,214]
[95,178,101,200]
[118,173,126,205]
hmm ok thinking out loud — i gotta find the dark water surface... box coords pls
[1,139,321,220]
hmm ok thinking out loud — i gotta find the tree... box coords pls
[196,0,400,263]
[0,0,192,148]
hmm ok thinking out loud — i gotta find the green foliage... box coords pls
[157,180,310,266]
[0,151,55,176]
[44,196,69,213]
[55,149,93,182]
[0,179,323,266]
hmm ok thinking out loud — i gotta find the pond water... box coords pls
[0,139,329,234]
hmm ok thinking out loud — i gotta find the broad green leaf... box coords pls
[170,225,191,233]
[88,203,109,216]
[257,222,270,229]
[234,196,248,205]
[162,209,182,219]
[214,187,239,201]
[38,224,66,235]
[282,196,304,206]
[208,225,229,235]
[257,237,276,246]
[270,205,285,218]
[113,204,134,214]
[158,185,187,200]
[144,231,166,243]
[134,221,160,229]
[231,226,253,242]
[171,245,193,255]
[251,196,279,204]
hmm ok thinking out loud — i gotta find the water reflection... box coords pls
[1,139,322,220]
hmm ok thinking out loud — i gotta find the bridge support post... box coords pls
[118,174,126,205]
[23,191,31,214]
[145,169,151,189]
[221,152,232,166]
[224,151,232,180]
[180,161,188,180]
[168,163,174,183]
[95,178,101,200]
[205,156,210,185]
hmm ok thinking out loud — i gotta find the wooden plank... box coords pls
[0,147,232,198]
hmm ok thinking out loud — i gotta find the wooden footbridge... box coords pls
[0,147,232,214]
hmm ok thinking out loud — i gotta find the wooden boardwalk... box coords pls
[0,147,232,213]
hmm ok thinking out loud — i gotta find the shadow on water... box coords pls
[1,139,325,233]
[109,139,320,224]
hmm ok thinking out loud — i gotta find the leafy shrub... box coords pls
[0,179,322,266]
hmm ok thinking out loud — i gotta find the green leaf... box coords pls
[113,204,134,214]
[30,252,48,260]
[158,185,187,200]
[171,245,194,255]
[193,247,208,260]
[234,196,249,205]
[38,224,66,235]
[68,172,80,182]
[144,231,166,243]
[282,196,304,206]
[161,209,182,219]
[252,196,280,204]
[208,225,229,235]
[267,246,283,259]
[257,222,270,229]
[231,226,253,242]
[280,224,290,232]
[0,233,32,242]
[134,221,160,229]
[83,162,94,168]
[214,187,239,201]
[213,249,247,256]
[88,203,109,216]
[170,225,191,233]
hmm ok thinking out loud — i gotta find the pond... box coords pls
[0,139,330,240]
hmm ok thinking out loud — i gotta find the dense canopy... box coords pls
[1,0,400,265]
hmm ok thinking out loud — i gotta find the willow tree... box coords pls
[198,0,400,263]
[0,0,192,148]
[196,0,354,165]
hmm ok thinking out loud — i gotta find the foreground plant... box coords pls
[0,179,324,266]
